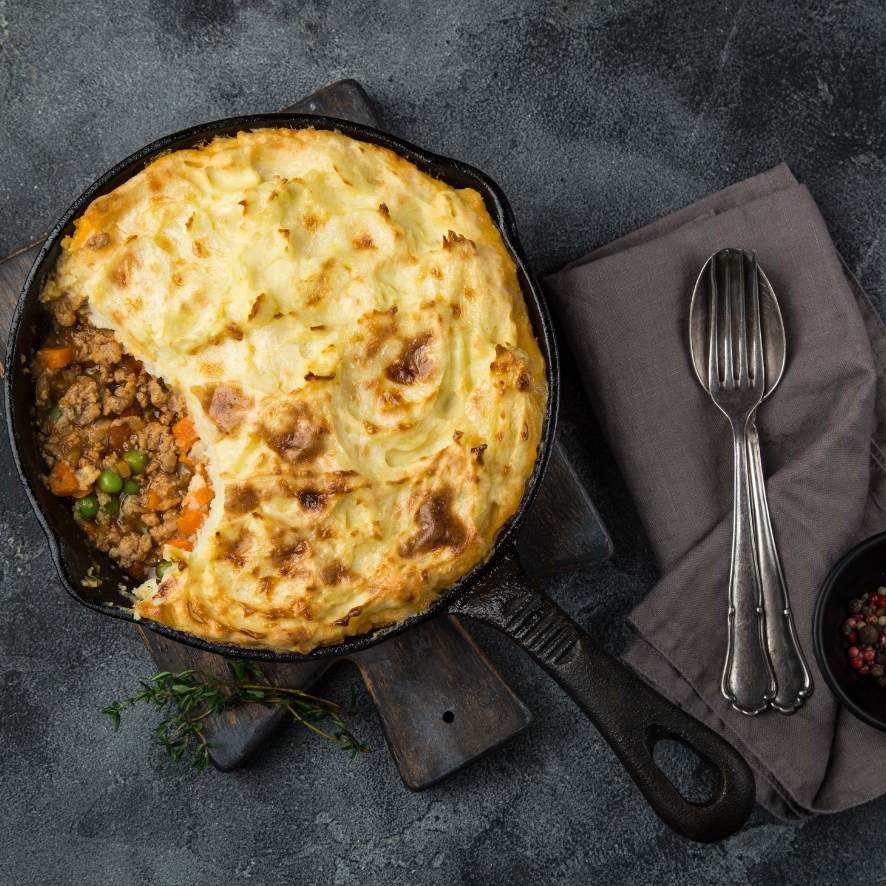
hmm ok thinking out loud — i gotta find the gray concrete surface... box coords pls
[1,1,885,883]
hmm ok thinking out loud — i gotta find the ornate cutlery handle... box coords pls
[722,418,776,714]
[747,423,812,712]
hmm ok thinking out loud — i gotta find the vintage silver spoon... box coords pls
[690,248,812,714]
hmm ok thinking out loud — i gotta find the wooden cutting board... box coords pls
[0,79,613,789]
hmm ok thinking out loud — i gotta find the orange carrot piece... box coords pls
[146,490,164,511]
[191,486,214,507]
[38,347,75,370]
[172,417,198,453]
[165,536,194,552]
[108,425,130,450]
[48,462,82,497]
[176,508,205,536]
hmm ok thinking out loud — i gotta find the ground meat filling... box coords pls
[32,304,213,575]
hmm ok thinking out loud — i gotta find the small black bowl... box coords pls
[814,531,886,731]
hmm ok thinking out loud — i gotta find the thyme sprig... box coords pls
[103,659,370,772]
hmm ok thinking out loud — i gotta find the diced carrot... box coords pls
[37,347,75,370]
[172,417,198,453]
[191,486,214,507]
[177,508,205,536]
[165,536,194,552]
[178,454,195,469]
[48,462,82,497]
[146,490,164,511]
[108,425,130,450]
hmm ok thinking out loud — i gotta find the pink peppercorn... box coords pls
[849,646,860,658]
[851,657,865,669]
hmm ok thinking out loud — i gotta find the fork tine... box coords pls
[736,250,748,386]
[749,250,764,391]
[723,249,733,387]
[708,254,719,391]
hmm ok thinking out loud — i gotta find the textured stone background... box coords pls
[2,1,885,883]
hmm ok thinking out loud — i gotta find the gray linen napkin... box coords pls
[545,164,886,821]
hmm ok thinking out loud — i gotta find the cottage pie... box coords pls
[34,127,546,653]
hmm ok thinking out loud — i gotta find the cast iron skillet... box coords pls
[5,114,755,842]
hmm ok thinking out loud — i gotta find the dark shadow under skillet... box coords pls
[5,114,754,842]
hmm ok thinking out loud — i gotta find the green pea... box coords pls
[122,450,149,475]
[156,560,174,580]
[97,470,123,494]
[122,478,139,496]
[103,497,120,516]
[48,405,62,423]
[75,494,99,519]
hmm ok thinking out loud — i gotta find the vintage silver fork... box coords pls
[708,249,777,714]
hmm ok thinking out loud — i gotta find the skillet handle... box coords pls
[449,546,755,843]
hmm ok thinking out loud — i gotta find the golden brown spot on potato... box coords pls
[302,213,321,231]
[305,257,336,307]
[420,300,436,310]
[124,234,138,243]
[224,483,260,516]
[453,430,463,443]
[195,382,253,434]
[173,273,185,287]
[385,331,435,385]
[471,444,487,464]
[310,325,326,331]
[399,489,469,559]
[429,266,442,279]
[502,465,510,475]
[378,203,390,218]
[226,323,244,342]
[358,306,398,362]
[450,303,462,318]
[187,602,207,624]
[268,529,308,575]
[353,232,375,250]
[261,402,328,465]
[87,231,110,249]
[296,489,327,511]
[268,191,279,201]
[521,422,529,441]
[363,421,377,435]
[333,606,362,626]
[490,344,532,393]
[248,293,265,321]
[110,252,140,289]
[322,560,352,586]
[278,228,290,240]
[442,230,478,255]
[304,372,335,381]
[192,240,209,258]
[256,576,278,596]
[238,200,248,215]
[185,214,195,229]
[273,312,283,320]
[218,528,255,569]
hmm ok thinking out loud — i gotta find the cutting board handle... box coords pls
[450,546,755,843]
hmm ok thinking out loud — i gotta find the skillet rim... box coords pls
[4,112,560,662]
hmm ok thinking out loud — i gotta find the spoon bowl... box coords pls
[690,250,786,398]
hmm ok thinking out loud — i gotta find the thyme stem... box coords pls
[103,659,370,772]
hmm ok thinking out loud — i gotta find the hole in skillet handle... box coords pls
[442,710,455,724]
[652,738,721,805]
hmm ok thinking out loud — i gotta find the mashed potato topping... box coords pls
[39,127,546,653]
